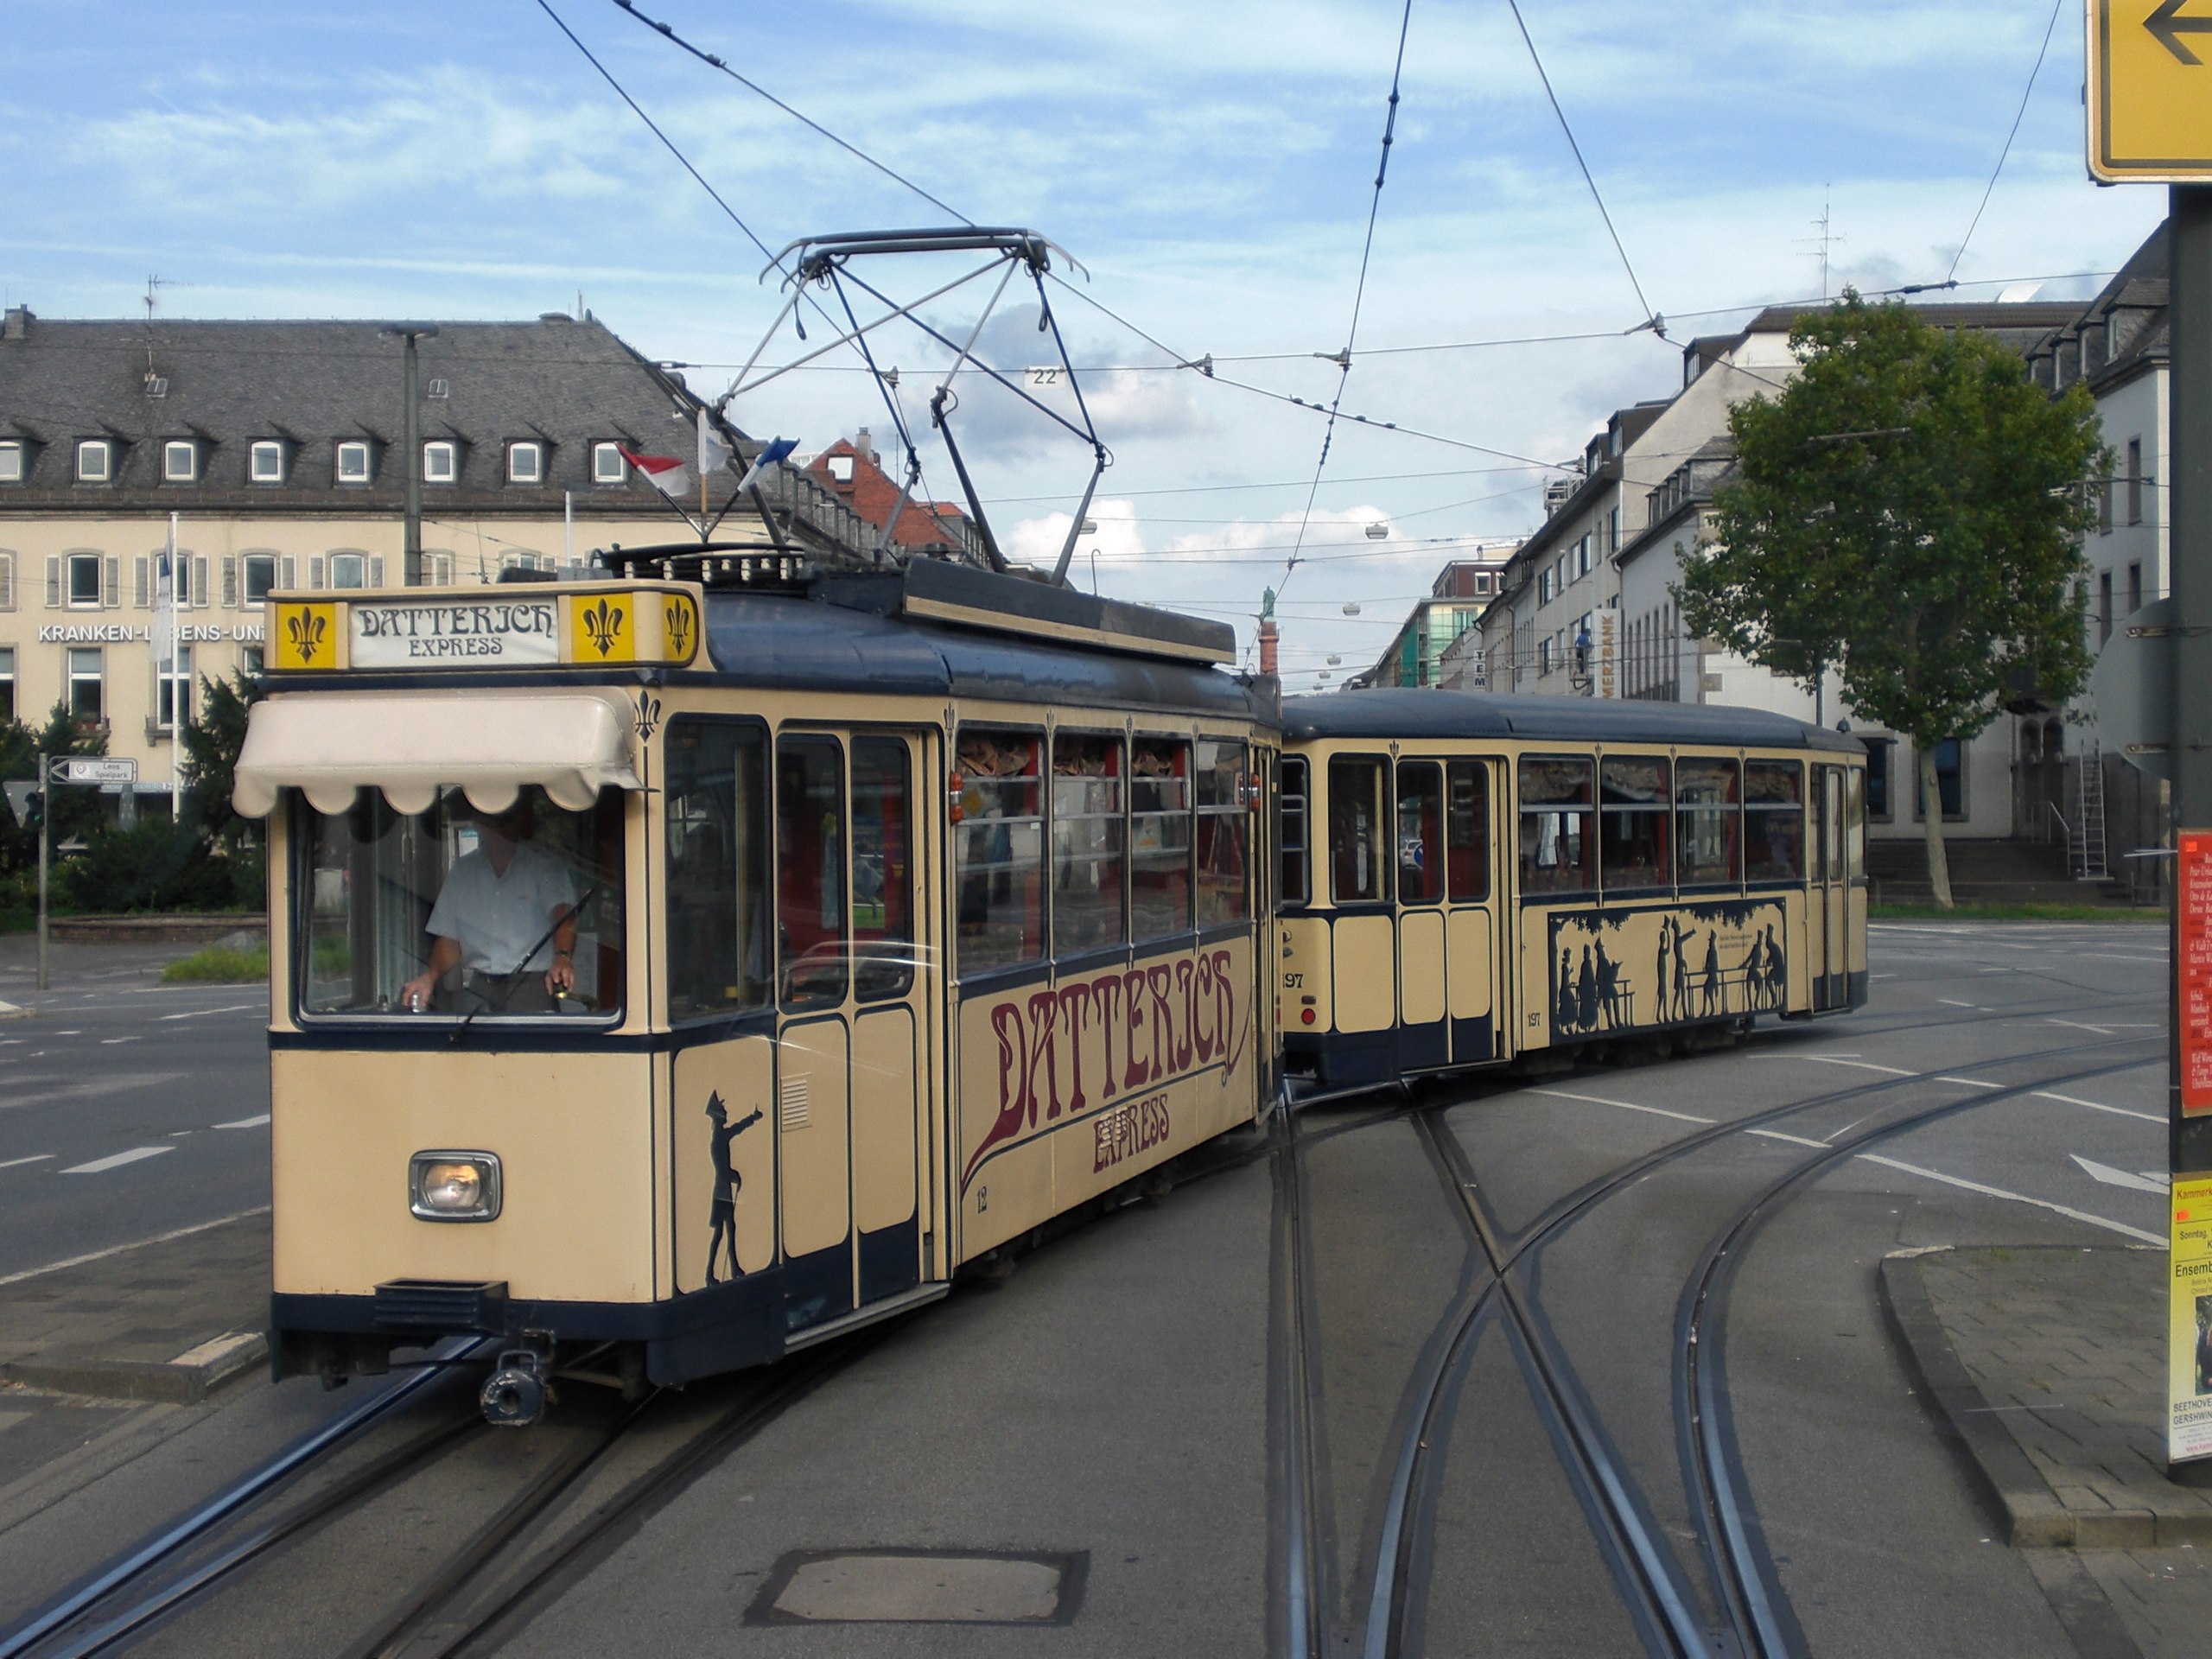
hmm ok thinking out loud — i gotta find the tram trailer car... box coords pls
[236,556,1279,1416]
[1277,690,1867,1090]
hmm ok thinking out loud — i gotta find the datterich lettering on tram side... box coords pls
[229,552,1281,1422]
[1275,688,1867,1092]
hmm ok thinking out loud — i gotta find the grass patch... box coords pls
[161,942,271,983]
[1871,901,2165,922]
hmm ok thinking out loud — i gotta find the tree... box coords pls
[183,671,264,855]
[1675,294,2106,907]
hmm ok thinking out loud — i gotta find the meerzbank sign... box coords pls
[349,600,560,667]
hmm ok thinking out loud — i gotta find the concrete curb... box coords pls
[0,1330,264,1405]
[1880,1249,2212,1548]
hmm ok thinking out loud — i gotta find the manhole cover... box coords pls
[747,1549,1086,1624]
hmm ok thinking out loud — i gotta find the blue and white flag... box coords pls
[735,436,799,494]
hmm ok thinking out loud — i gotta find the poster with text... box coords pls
[2169,1175,2212,1463]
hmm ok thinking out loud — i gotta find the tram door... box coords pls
[1810,765,1848,1009]
[1395,757,1504,1069]
[774,730,932,1335]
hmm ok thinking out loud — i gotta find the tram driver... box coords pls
[399,791,581,1015]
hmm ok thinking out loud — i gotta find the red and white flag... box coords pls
[617,446,690,503]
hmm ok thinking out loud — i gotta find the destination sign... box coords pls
[348,600,560,668]
[51,757,139,785]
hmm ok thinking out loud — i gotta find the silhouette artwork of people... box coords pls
[1764,925,1786,1009]
[1700,931,1722,1015]
[1656,922,1673,1026]
[703,1090,764,1285]
[1671,920,1692,1021]
[1576,945,1599,1033]
[1595,940,1622,1029]
[1557,946,1578,1033]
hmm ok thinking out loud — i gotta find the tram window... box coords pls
[1516,755,1593,896]
[1599,756,1670,893]
[954,728,1044,974]
[1197,739,1251,926]
[1281,756,1311,907]
[851,737,915,1001]
[1395,761,1444,906]
[1330,755,1389,904]
[1809,769,1829,883]
[664,720,770,1019]
[296,784,625,1020]
[1446,761,1490,903]
[777,737,847,1007]
[1131,736,1193,939]
[1052,732,1126,954]
[1845,766,1866,880]
[1744,761,1804,881]
[1675,758,1742,886]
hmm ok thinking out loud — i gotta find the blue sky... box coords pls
[3,1,2169,682]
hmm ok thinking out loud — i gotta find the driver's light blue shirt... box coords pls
[425,842,579,974]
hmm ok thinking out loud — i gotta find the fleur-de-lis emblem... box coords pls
[636,694,662,741]
[286,610,327,664]
[664,598,694,661]
[582,598,626,658]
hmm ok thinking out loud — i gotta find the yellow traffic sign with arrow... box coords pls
[2090,0,2212,179]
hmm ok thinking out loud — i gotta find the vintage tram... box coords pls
[1277,690,1867,1089]
[235,555,1277,1413]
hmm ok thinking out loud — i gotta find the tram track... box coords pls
[1265,1023,2161,1659]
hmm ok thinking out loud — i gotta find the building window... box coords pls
[827,454,855,484]
[67,647,103,721]
[335,442,372,484]
[0,551,12,612]
[76,440,113,483]
[593,442,626,485]
[159,644,194,731]
[1916,739,1966,821]
[163,441,198,483]
[2128,562,2144,620]
[329,552,369,589]
[241,553,278,606]
[508,442,543,484]
[2127,437,2144,526]
[67,552,103,607]
[241,644,265,677]
[0,442,23,483]
[423,441,457,484]
[2099,569,2113,647]
[251,441,286,484]
[0,646,13,723]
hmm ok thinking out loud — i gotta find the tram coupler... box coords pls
[480,1339,557,1427]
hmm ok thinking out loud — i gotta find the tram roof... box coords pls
[1282,688,1864,753]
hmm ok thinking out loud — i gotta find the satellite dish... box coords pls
[1342,601,1361,616]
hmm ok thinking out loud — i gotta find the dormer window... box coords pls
[827,453,855,484]
[0,442,23,484]
[250,441,286,484]
[77,440,114,483]
[422,441,457,484]
[507,442,543,484]
[335,441,372,484]
[592,442,626,484]
[163,441,199,483]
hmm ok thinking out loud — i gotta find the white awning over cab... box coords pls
[232,690,643,818]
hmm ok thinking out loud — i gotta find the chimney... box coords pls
[1257,617,1279,677]
[3,306,29,342]
[853,427,875,464]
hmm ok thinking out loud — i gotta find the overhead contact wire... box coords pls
[1943,0,2066,287]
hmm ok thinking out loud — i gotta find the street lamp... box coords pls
[379,323,440,585]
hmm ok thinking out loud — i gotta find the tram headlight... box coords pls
[410,1151,503,1222]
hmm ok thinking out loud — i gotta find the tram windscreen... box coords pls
[296,785,626,1020]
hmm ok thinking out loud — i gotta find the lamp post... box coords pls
[379,324,439,586]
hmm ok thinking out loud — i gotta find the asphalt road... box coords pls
[0,935,271,1281]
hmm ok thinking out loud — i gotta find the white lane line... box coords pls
[99,1036,140,1046]
[213,1114,270,1130]
[51,1030,80,1036]
[1529,1088,1715,1125]
[0,1154,54,1171]
[0,1205,271,1288]
[1747,1128,1828,1148]
[2077,952,2165,964]
[1937,999,1978,1009]
[1871,973,1898,980]
[1935,1077,2003,1090]
[2034,1090,2162,1124]
[2046,1018,2117,1036]
[2071,1154,2167,1194]
[1856,1153,2163,1245]
[1785,1056,1916,1076]
[155,1002,264,1022]
[59,1146,174,1175]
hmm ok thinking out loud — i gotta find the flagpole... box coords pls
[697,408,710,524]
[564,489,574,569]
[168,512,181,824]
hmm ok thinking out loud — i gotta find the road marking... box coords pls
[1783,1056,1916,1076]
[2071,1154,2167,1194]
[1935,1077,2003,1090]
[2033,1090,2162,1124]
[0,1154,54,1171]
[2045,1019,2117,1036]
[1856,1154,2163,1244]
[2076,952,2164,964]
[0,1206,271,1288]
[1871,973,1898,980]
[51,1030,80,1036]
[1747,1128,1828,1148]
[99,1036,140,1046]
[155,1001,264,1022]
[60,1147,176,1174]
[1937,999,1978,1008]
[213,1114,270,1129]
[1529,1088,1715,1125]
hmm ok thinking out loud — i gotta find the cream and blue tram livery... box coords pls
[1276,690,1867,1089]
[235,556,1277,1397]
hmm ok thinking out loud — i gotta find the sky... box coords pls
[1,0,2170,687]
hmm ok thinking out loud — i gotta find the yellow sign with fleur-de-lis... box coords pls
[564,593,635,664]
[271,602,340,670]
[662,592,699,665]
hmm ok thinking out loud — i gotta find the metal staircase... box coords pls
[2065,744,2110,881]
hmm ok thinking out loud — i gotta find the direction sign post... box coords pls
[35,751,48,994]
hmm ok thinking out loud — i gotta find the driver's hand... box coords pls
[399,974,435,1013]
[546,956,575,996]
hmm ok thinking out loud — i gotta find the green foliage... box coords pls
[1676,295,2106,747]
[55,819,239,914]
[0,702,109,874]
[184,671,264,855]
[161,941,271,983]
